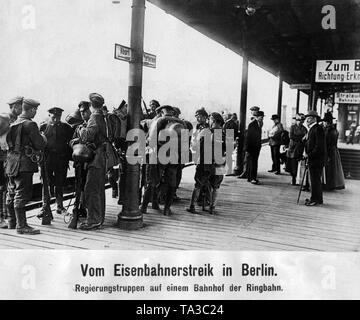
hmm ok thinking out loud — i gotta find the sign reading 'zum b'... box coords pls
[316,60,360,83]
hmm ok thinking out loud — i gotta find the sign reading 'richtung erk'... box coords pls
[316,60,360,83]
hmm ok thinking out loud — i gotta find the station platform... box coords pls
[0,146,359,251]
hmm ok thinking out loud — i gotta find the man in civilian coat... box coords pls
[244,110,264,185]
[304,110,325,206]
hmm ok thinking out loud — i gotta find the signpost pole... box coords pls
[296,89,300,114]
[117,0,145,230]
[277,72,283,117]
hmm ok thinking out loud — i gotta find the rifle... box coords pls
[297,158,308,205]
[142,97,150,117]
[67,164,83,229]
[39,152,53,225]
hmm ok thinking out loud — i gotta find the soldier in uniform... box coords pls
[78,93,107,230]
[186,111,226,214]
[0,96,23,228]
[69,101,91,221]
[141,105,185,215]
[113,100,128,204]
[186,108,211,213]
[39,107,73,215]
[5,99,47,234]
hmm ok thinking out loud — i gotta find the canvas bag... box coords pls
[5,123,23,177]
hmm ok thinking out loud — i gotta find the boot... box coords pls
[151,187,160,210]
[55,186,65,214]
[15,207,40,235]
[0,217,7,229]
[140,188,151,214]
[0,191,7,229]
[2,191,7,219]
[186,188,200,214]
[6,202,16,229]
[291,176,296,186]
[163,187,176,216]
[209,189,219,215]
[112,188,118,199]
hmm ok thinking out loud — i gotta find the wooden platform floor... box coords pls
[1,147,359,251]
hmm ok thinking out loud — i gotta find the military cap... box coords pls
[195,108,208,118]
[23,99,40,108]
[270,114,279,120]
[7,96,24,105]
[149,99,160,108]
[250,106,260,112]
[173,107,181,115]
[304,110,320,118]
[210,112,224,126]
[155,105,174,113]
[78,101,90,110]
[89,93,104,106]
[48,107,64,115]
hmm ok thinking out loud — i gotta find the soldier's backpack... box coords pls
[104,113,122,146]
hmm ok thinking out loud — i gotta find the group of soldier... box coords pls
[0,93,335,236]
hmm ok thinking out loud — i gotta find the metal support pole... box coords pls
[117,0,145,230]
[234,55,248,175]
[296,89,300,114]
[277,73,283,117]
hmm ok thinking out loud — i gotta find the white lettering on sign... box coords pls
[114,43,132,62]
[143,52,156,68]
[334,92,360,104]
[316,60,360,83]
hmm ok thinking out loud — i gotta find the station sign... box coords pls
[289,83,311,90]
[334,92,360,104]
[114,43,156,68]
[315,59,360,83]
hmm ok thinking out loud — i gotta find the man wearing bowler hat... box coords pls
[244,110,264,184]
[268,114,284,175]
[39,107,73,215]
[237,106,260,179]
[303,110,325,206]
[5,99,47,234]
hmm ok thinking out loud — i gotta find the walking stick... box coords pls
[297,159,308,205]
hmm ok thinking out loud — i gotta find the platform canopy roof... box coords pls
[148,0,360,95]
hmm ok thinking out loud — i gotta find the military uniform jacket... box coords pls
[244,120,262,153]
[79,110,107,169]
[6,115,46,173]
[40,121,73,161]
[305,123,326,168]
